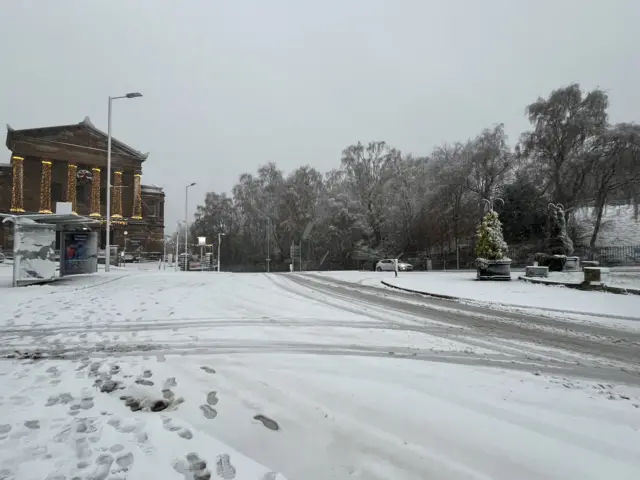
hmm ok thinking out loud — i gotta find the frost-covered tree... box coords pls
[475,210,509,260]
[520,83,608,209]
[186,82,640,271]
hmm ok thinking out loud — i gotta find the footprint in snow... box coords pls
[216,453,237,479]
[200,366,216,375]
[206,391,218,405]
[200,404,217,419]
[24,420,40,429]
[116,451,134,469]
[173,453,211,480]
[162,418,193,440]
[253,415,279,431]
[88,453,114,480]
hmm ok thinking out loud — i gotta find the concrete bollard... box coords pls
[583,267,610,284]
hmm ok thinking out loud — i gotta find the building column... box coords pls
[66,164,77,213]
[39,159,53,213]
[112,171,123,218]
[132,173,142,219]
[10,155,25,213]
[90,167,101,217]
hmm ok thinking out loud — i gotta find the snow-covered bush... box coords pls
[475,210,509,261]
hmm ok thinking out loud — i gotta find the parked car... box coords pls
[375,259,413,272]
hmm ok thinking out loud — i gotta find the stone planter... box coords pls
[525,265,549,278]
[476,259,512,281]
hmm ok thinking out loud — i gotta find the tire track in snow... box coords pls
[277,273,640,382]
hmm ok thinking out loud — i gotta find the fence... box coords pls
[5,245,639,271]
[573,245,640,267]
[389,245,640,270]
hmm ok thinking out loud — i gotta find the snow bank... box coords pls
[574,204,639,247]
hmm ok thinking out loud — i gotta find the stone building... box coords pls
[0,117,165,253]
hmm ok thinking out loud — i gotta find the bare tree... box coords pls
[466,124,516,202]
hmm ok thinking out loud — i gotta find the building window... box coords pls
[146,200,160,217]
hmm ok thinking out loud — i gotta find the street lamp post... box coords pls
[105,92,142,272]
[122,230,128,267]
[217,232,225,272]
[184,183,196,269]
[175,221,181,272]
[162,235,170,270]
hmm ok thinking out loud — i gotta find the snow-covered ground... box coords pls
[311,270,640,330]
[574,203,639,247]
[1,268,640,479]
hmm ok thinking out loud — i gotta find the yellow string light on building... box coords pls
[132,173,142,219]
[10,156,25,213]
[67,164,77,213]
[39,160,53,213]
[112,171,123,218]
[90,167,101,217]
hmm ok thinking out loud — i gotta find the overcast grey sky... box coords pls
[1,0,639,229]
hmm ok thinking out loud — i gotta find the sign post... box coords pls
[198,236,206,272]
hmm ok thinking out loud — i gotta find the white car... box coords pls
[375,259,413,272]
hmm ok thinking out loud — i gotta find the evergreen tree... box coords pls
[475,210,509,260]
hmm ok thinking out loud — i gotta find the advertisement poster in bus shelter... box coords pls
[14,222,58,286]
[60,231,98,276]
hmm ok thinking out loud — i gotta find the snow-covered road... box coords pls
[1,270,639,479]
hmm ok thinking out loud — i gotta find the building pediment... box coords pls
[6,117,148,165]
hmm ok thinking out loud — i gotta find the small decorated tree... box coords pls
[476,210,508,260]
[475,210,511,279]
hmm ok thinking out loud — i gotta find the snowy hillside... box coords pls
[574,204,639,247]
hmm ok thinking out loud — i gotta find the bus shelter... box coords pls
[1,213,100,287]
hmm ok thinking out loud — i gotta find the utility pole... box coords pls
[184,183,196,271]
